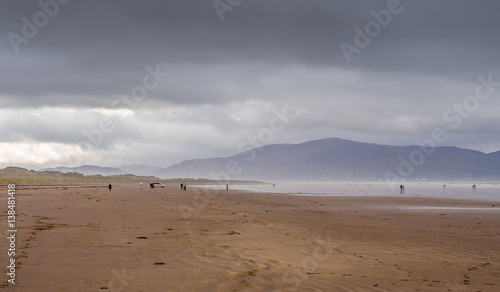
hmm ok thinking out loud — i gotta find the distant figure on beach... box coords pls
[150,183,154,189]
[400,184,405,194]
[184,184,186,191]
[108,184,112,191]
[443,184,446,189]
[472,184,477,192]
[226,184,228,191]
[180,183,184,190]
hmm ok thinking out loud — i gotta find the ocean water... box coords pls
[216,181,500,201]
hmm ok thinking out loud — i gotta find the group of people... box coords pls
[180,183,187,191]
[399,183,481,195]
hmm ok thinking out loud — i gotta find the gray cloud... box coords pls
[1,0,500,169]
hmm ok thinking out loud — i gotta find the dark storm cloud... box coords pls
[1,0,500,168]
[2,0,499,108]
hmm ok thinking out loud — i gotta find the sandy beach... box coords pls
[1,184,499,291]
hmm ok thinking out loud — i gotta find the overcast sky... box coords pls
[1,0,500,169]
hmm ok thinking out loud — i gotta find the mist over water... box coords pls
[209,181,500,201]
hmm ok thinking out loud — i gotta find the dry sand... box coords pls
[1,184,499,291]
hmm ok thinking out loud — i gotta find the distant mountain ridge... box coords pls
[41,165,127,176]
[118,164,162,176]
[155,138,500,181]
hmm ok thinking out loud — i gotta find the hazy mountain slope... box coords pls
[488,150,500,162]
[156,138,500,180]
[41,165,127,176]
[117,164,162,176]
[487,150,500,173]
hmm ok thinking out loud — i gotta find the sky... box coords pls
[1,0,500,170]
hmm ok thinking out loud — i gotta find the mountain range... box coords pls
[30,138,500,181]
[41,165,128,176]
[41,164,162,177]
[155,138,500,181]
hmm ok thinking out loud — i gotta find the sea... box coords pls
[195,181,500,201]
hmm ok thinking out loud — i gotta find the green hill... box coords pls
[0,167,157,185]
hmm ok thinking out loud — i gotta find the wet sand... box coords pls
[1,184,499,291]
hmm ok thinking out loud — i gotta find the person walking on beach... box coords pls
[183,184,186,191]
[108,184,112,191]
[226,184,228,191]
[180,183,184,190]
[400,184,405,194]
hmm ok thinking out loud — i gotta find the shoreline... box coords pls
[216,181,500,203]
